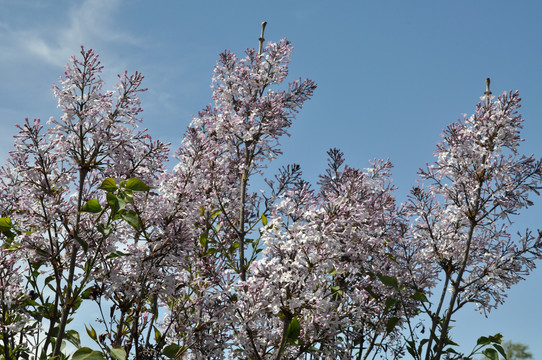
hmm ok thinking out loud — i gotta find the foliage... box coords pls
[0,30,541,360]
[482,341,533,360]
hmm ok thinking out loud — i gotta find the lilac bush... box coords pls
[404,89,542,360]
[0,48,169,359]
[0,31,541,360]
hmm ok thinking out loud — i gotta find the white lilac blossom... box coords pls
[0,47,169,358]
[405,91,542,360]
[1,39,541,360]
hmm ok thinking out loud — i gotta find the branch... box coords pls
[258,21,267,55]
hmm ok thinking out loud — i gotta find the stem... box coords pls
[144,295,158,347]
[52,184,84,357]
[432,144,486,360]
[361,330,380,360]
[115,309,127,347]
[52,121,89,357]
[432,220,476,360]
[423,270,451,360]
[239,168,248,282]
[40,202,62,357]
[273,313,292,360]
[258,22,267,55]
[484,78,492,107]
[1,290,12,360]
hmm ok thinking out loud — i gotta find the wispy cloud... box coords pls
[0,0,140,67]
[0,0,146,160]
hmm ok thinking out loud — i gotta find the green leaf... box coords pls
[125,178,151,192]
[24,298,40,307]
[477,336,490,346]
[330,285,343,298]
[406,343,418,359]
[444,337,458,346]
[386,317,400,334]
[154,327,162,343]
[110,346,127,360]
[286,317,301,341]
[120,189,134,204]
[99,178,117,192]
[206,248,219,256]
[85,325,97,341]
[482,348,499,360]
[106,250,130,259]
[200,233,208,248]
[97,223,109,237]
[117,195,127,210]
[72,347,106,360]
[81,199,102,214]
[120,209,140,230]
[385,297,399,312]
[1,230,16,244]
[262,214,268,226]
[488,333,503,344]
[163,343,182,358]
[386,253,397,261]
[0,217,13,232]
[494,344,507,360]
[411,291,429,303]
[107,192,121,214]
[210,209,222,218]
[378,274,399,288]
[81,286,93,300]
[74,235,89,253]
[364,285,377,300]
[228,242,240,254]
[65,329,81,348]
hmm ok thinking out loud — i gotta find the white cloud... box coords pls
[0,0,148,159]
[0,0,140,67]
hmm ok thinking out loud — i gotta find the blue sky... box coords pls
[1,0,541,357]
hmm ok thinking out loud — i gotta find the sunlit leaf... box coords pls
[85,325,97,341]
[0,217,13,232]
[81,199,102,214]
[65,329,81,348]
[200,233,208,248]
[120,209,140,230]
[110,346,127,360]
[286,317,301,341]
[125,178,151,192]
[99,178,117,192]
[72,347,105,360]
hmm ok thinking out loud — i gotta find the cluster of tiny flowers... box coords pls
[1,38,542,360]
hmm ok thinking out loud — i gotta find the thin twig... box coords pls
[484,77,492,107]
[258,21,267,55]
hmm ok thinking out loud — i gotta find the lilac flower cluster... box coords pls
[0,39,541,360]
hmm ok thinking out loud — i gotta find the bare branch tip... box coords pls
[484,77,492,106]
[258,21,268,55]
